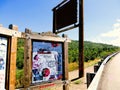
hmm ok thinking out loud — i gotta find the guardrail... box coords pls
[87,52,119,90]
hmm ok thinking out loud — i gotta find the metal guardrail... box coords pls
[88,52,119,90]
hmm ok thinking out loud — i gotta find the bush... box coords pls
[16,69,24,88]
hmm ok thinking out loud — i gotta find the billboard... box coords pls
[32,41,63,83]
[0,36,8,89]
[53,0,77,30]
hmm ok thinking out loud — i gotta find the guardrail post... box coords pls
[94,65,99,73]
[86,73,95,88]
[98,61,102,66]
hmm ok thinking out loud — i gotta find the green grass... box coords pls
[73,79,82,84]
[16,69,24,88]
[68,59,101,72]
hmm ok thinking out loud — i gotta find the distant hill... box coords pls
[68,40,120,62]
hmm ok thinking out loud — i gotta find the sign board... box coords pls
[32,41,63,83]
[0,36,8,89]
[53,0,77,31]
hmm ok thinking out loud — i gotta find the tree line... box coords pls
[69,40,120,63]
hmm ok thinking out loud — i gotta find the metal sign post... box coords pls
[52,0,84,89]
[53,0,84,78]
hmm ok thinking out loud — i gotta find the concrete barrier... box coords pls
[88,52,118,90]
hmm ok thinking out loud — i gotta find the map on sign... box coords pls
[32,41,63,83]
[0,36,8,89]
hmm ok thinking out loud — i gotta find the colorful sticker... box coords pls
[32,41,63,83]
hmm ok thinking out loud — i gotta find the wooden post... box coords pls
[63,36,69,90]
[8,24,18,90]
[23,28,32,88]
[79,0,84,78]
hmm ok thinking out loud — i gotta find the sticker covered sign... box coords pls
[0,36,8,89]
[32,41,63,83]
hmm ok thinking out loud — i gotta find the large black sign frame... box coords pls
[53,0,84,80]
[53,0,78,33]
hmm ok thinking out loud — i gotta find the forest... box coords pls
[16,39,120,88]
[69,40,120,63]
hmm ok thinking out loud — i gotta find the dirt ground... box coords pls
[50,66,94,90]
[68,66,94,90]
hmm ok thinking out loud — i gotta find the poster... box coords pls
[32,41,63,83]
[0,36,8,89]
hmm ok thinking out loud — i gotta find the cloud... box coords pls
[116,19,120,22]
[90,19,120,46]
[101,28,120,37]
[101,20,120,38]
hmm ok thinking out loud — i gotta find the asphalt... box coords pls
[97,53,120,90]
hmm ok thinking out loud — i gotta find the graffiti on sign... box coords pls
[32,41,63,83]
[0,36,8,89]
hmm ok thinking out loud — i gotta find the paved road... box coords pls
[97,53,120,90]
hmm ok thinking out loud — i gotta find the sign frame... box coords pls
[23,30,69,90]
[31,40,64,84]
[53,0,78,33]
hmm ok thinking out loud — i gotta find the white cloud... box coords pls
[101,20,120,38]
[101,28,120,37]
[90,19,120,46]
[113,23,120,28]
[116,19,120,22]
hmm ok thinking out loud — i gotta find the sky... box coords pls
[0,0,120,46]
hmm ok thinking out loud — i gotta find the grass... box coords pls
[16,69,24,88]
[73,79,82,84]
[69,59,101,85]
[68,58,101,72]
[84,58,101,68]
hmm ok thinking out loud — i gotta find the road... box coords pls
[97,53,120,90]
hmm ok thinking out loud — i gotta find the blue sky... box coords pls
[0,0,120,46]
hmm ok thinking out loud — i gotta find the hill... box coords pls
[69,40,120,63]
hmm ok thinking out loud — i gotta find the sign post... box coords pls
[79,0,84,78]
[52,0,84,80]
